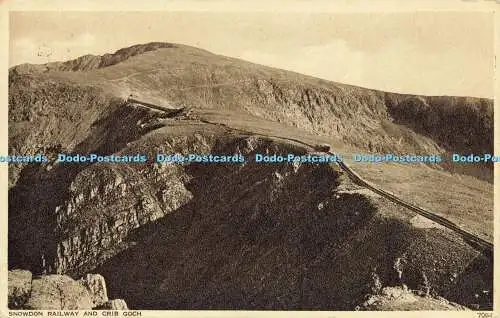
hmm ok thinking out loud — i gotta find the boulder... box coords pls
[79,274,109,307]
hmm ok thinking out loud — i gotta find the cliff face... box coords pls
[8,42,493,310]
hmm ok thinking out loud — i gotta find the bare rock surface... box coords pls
[8,270,32,309]
[79,274,109,307]
[7,42,493,310]
[8,270,127,310]
[24,275,92,310]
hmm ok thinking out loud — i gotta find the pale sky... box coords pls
[9,11,494,98]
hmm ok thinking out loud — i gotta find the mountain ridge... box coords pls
[8,41,494,310]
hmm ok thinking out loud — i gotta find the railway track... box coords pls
[128,99,494,257]
[335,160,493,257]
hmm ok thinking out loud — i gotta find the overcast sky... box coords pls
[9,11,494,98]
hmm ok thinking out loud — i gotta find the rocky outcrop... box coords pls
[96,299,129,310]
[8,270,32,308]
[79,274,108,308]
[8,270,127,310]
[9,42,176,74]
[358,285,470,311]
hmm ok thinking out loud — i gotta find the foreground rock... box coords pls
[358,285,470,311]
[8,270,127,310]
[8,270,32,308]
[96,299,129,310]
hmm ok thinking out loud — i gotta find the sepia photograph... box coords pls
[4,3,496,315]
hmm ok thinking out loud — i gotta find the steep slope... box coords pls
[8,114,493,309]
[8,270,128,310]
[8,43,493,310]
